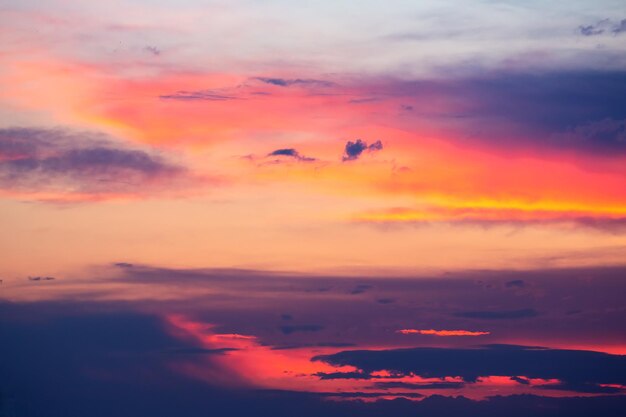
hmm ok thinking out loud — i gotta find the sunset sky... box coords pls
[1,1,625,416]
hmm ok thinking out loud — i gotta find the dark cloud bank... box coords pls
[2,265,626,416]
[313,344,626,390]
[1,301,625,417]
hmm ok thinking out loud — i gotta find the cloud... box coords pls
[342,139,383,161]
[159,90,238,101]
[505,280,526,288]
[144,45,161,56]
[578,19,626,36]
[350,284,373,294]
[454,309,538,320]
[3,300,626,416]
[28,276,55,281]
[551,118,626,152]
[538,382,623,394]
[354,206,626,233]
[313,344,626,389]
[578,24,605,36]
[0,127,191,200]
[372,381,465,390]
[613,19,626,34]
[511,376,531,385]
[363,70,626,154]
[255,77,334,88]
[279,324,324,335]
[271,342,355,351]
[397,329,490,336]
[314,371,373,380]
[267,148,316,162]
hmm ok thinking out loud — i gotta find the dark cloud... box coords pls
[511,376,531,385]
[310,391,424,398]
[28,276,55,281]
[579,25,605,36]
[454,308,538,319]
[372,381,465,390]
[144,45,161,56]
[279,324,324,335]
[159,90,238,101]
[379,70,626,153]
[267,148,316,162]
[255,77,334,88]
[376,298,395,304]
[537,382,623,394]
[613,19,626,34]
[0,127,187,196]
[2,265,626,416]
[313,344,626,388]
[114,262,135,268]
[342,139,383,161]
[349,97,380,104]
[270,342,355,351]
[350,284,373,295]
[315,371,373,380]
[4,301,625,417]
[578,19,626,36]
[505,280,525,289]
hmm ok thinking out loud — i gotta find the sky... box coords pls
[1,1,625,416]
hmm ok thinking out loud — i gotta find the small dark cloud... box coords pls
[342,139,383,161]
[350,284,373,295]
[505,280,526,289]
[28,276,55,281]
[578,18,626,36]
[267,148,316,162]
[401,104,414,111]
[314,371,372,380]
[280,324,324,335]
[114,262,134,268]
[144,45,161,56]
[454,308,538,320]
[348,97,380,104]
[159,90,238,101]
[510,376,531,385]
[579,25,604,36]
[255,77,334,88]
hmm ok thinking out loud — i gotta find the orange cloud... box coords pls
[397,329,490,336]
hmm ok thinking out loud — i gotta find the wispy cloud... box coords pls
[397,329,490,336]
[0,127,199,201]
